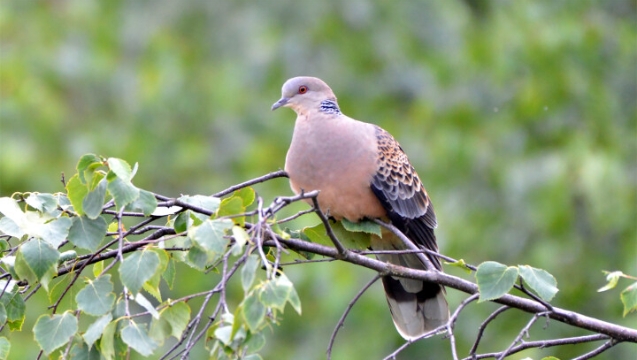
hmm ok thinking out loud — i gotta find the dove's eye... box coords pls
[298,86,308,94]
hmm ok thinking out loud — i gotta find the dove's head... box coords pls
[271,76,337,113]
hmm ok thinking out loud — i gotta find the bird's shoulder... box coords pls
[370,126,437,227]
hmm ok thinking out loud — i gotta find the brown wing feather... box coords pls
[370,126,448,338]
[370,126,441,269]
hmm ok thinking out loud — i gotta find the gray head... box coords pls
[271,76,337,114]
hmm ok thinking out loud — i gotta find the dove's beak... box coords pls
[271,97,289,111]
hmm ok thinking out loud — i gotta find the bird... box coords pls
[271,76,449,340]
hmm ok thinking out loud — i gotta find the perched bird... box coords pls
[272,76,449,340]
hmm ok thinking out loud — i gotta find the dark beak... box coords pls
[271,97,289,111]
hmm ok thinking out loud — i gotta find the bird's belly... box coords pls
[285,150,386,221]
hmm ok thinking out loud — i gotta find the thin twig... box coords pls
[514,279,554,312]
[448,294,480,360]
[276,208,315,224]
[310,196,348,256]
[213,170,288,197]
[372,219,437,272]
[466,334,612,360]
[469,305,511,356]
[382,325,447,360]
[254,197,272,279]
[277,258,337,266]
[327,274,381,360]
[161,247,250,360]
[572,338,618,360]
[496,311,551,360]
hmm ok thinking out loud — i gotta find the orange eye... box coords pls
[298,85,308,94]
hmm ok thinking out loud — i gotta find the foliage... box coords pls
[598,271,637,317]
[475,262,558,302]
[0,156,303,359]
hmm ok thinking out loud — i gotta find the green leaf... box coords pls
[68,215,107,252]
[77,154,102,184]
[214,325,233,346]
[218,196,245,225]
[186,244,212,270]
[242,292,266,332]
[76,275,116,316]
[100,320,117,360]
[302,224,332,246]
[621,282,637,317]
[25,193,57,213]
[14,251,37,285]
[598,270,624,292]
[287,282,302,315]
[83,313,112,349]
[234,187,256,206]
[38,216,72,248]
[143,248,169,301]
[119,250,160,294]
[164,236,188,263]
[188,218,233,258]
[0,198,27,238]
[107,158,133,182]
[162,257,176,289]
[150,302,191,342]
[0,217,23,239]
[244,331,266,354]
[134,293,160,319]
[231,226,249,256]
[162,302,191,338]
[260,279,289,311]
[121,320,159,356]
[0,304,5,325]
[0,287,25,331]
[260,273,301,314]
[83,177,107,219]
[444,258,473,274]
[476,261,519,302]
[33,312,78,355]
[333,221,372,249]
[303,221,371,250]
[70,341,101,360]
[56,193,72,209]
[92,261,104,278]
[48,275,77,307]
[242,255,260,292]
[107,175,139,210]
[173,211,190,233]
[129,189,158,216]
[20,238,59,280]
[66,174,88,215]
[178,195,221,214]
[341,218,382,237]
[0,337,10,360]
[519,265,559,301]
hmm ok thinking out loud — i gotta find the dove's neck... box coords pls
[319,99,341,115]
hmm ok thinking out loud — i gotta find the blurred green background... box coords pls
[1,1,636,359]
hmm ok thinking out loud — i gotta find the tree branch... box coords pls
[261,235,637,342]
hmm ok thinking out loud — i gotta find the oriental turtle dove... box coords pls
[272,76,449,340]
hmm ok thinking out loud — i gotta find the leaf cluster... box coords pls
[0,155,301,359]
